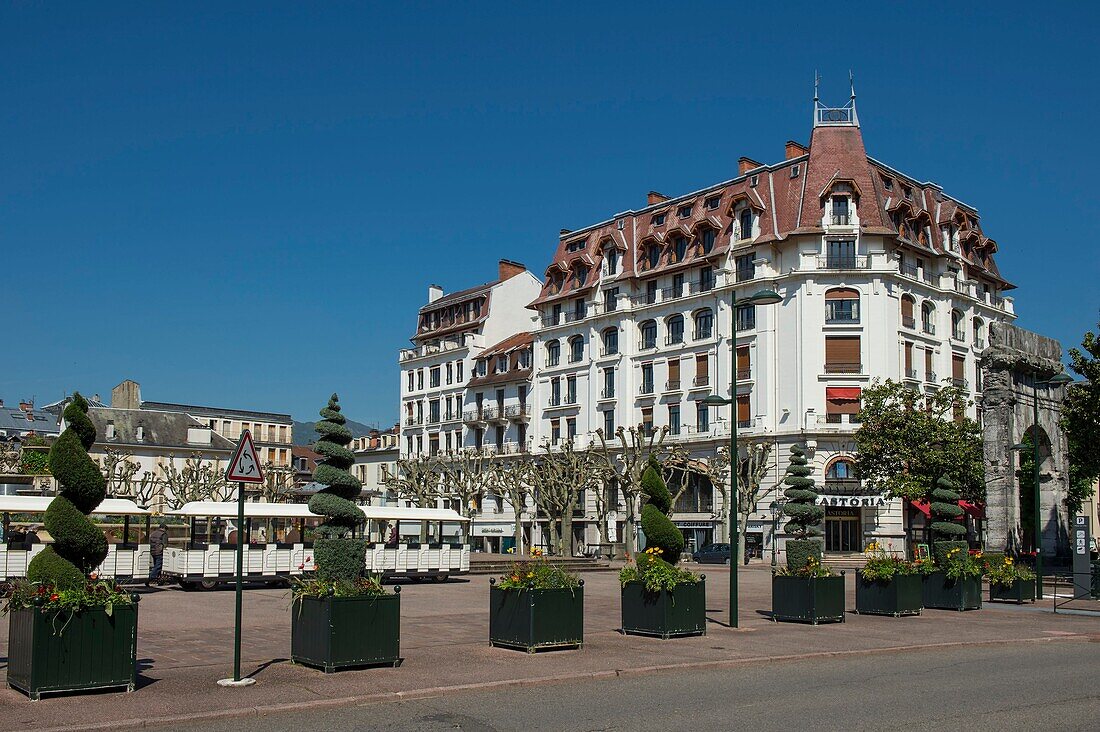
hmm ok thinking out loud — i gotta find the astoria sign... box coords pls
[815,494,888,509]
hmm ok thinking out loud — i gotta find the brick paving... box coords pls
[2,565,1099,731]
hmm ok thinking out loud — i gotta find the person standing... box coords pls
[148,522,169,584]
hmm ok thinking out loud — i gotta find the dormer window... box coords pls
[790,164,800,178]
[672,235,689,263]
[832,196,850,225]
[652,212,666,226]
[903,186,913,200]
[106,421,116,440]
[604,248,619,275]
[496,355,508,372]
[749,175,759,187]
[565,239,586,253]
[882,176,893,191]
[701,228,716,254]
[573,265,589,288]
[739,209,753,240]
[704,195,721,210]
[646,243,661,269]
[677,204,692,218]
[135,424,145,441]
[476,360,487,376]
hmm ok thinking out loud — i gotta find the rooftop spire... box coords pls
[813,73,859,128]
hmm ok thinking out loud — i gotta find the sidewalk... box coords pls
[2,567,1098,732]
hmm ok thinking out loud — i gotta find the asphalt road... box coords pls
[153,641,1099,732]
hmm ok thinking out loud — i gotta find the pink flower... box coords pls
[297,564,304,570]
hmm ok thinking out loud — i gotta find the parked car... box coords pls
[692,543,732,565]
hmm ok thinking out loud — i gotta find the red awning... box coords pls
[960,501,985,519]
[909,500,931,517]
[826,387,862,401]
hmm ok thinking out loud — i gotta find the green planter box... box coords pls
[291,591,401,672]
[854,572,923,617]
[621,578,706,639]
[989,578,1036,604]
[7,603,138,701]
[489,581,584,652]
[771,574,845,625]
[922,571,981,611]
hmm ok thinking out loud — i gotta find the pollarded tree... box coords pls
[781,443,823,571]
[308,395,365,584]
[593,424,671,555]
[27,394,108,590]
[639,455,684,564]
[930,475,967,564]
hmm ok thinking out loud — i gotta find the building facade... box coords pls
[351,428,400,504]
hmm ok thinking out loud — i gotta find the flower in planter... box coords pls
[984,555,1036,588]
[497,556,579,591]
[859,542,918,581]
[775,554,832,578]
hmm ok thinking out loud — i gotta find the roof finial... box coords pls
[849,69,856,100]
[814,70,820,103]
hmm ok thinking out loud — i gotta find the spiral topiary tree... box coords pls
[930,475,967,565]
[308,395,365,584]
[639,455,684,564]
[781,443,824,571]
[27,393,108,590]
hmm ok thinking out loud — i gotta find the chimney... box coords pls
[785,141,808,159]
[738,157,762,175]
[111,380,141,410]
[19,401,33,413]
[498,259,525,281]
[428,284,444,303]
[647,191,670,205]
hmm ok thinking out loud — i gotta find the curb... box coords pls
[33,633,1090,732]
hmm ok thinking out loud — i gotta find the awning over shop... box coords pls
[909,500,985,520]
[825,387,862,401]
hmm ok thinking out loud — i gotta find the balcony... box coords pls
[951,377,969,389]
[486,406,508,424]
[900,262,919,279]
[735,316,756,332]
[974,338,987,351]
[817,414,861,427]
[830,214,851,226]
[631,292,660,307]
[665,334,685,346]
[925,371,937,383]
[599,346,618,357]
[818,256,869,270]
[505,404,532,421]
[547,396,562,407]
[737,418,756,429]
[922,322,936,335]
[736,368,751,381]
[664,380,681,392]
[902,315,916,329]
[639,383,655,396]
[693,328,713,341]
[541,314,562,328]
[660,286,685,301]
[399,335,474,362]
[823,478,862,495]
[638,339,657,351]
[544,357,560,368]
[735,268,755,283]
[501,440,533,455]
[599,387,616,399]
[404,416,423,427]
[824,362,862,374]
[952,329,965,342]
[462,410,487,425]
[688,278,715,294]
[564,393,578,405]
[922,271,936,285]
[693,375,710,388]
[904,368,919,381]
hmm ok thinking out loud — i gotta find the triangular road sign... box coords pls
[226,429,265,483]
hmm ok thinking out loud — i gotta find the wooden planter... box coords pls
[922,571,981,611]
[988,578,1036,604]
[854,572,923,617]
[771,573,845,625]
[7,602,138,701]
[291,591,401,672]
[621,578,706,639]
[489,581,584,652]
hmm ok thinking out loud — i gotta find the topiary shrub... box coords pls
[639,455,684,565]
[781,443,824,571]
[26,394,108,590]
[930,475,968,565]
[307,395,365,584]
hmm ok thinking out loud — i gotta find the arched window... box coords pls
[739,209,753,240]
[639,320,658,350]
[825,288,860,323]
[672,235,689,263]
[666,314,685,345]
[951,310,965,341]
[921,302,935,335]
[825,458,858,490]
[601,327,618,356]
[900,294,916,329]
[545,340,560,367]
[973,318,985,350]
[700,227,717,254]
[568,336,585,363]
[693,308,714,339]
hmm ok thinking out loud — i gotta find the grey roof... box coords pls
[140,401,292,423]
[0,407,60,437]
[87,407,235,452]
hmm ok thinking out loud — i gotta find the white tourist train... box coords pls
[164,501,471,589]
[0,495,152,582]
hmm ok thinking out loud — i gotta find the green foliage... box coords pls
[27,394,108,591]
[782,444,823,569]
[984,554,1035,588]
[3,579,134,620]
[1063,322,1100,515]
[639,456,683,564]
[933,540,970,567]
[306,394,365,583]
[784,539,822,572]
[854,380,984,502]
[497,556,580,590]
[775,553,832,578]
[619,546,698,592]
[19,450,50,475]
[930,475,967,541]
[859,542,918,581]
[938,545,984,580]
[290,574,384,600]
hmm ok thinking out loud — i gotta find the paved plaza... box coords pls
[2,566,1099,731]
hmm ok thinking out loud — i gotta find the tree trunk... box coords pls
[623,495,638,555]
[599,512,610,544]
[738,508,751,564]
[513,516,523,555]
[561,510,573,557]
[547,517,559,556]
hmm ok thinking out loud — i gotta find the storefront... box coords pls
[675,519,717,554]
[470,521,513,553]
[817,494,889,555]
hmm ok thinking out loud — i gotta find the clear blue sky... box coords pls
[4,3,1098,426]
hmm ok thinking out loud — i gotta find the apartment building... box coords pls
[351,428,399,504]
[398,260,541,458]
[112,379,294,467]
[527,91,1013,558]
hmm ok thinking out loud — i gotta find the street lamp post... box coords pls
[703,288,782,628]
[1011,371,1074,600]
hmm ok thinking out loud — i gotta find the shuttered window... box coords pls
[904,342,913,371]
[736,395,751,422]
[901,296,914,318]
[825,336,860,373]
[826,387,862,416]
[952,354,966,380]
[668,358,680,387]
[736,346,750,379]
[925,348,934,378]
[695,353,709,385]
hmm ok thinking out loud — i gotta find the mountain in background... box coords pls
[292,418,383,447]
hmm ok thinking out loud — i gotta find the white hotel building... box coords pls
[402,96,1015,559]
